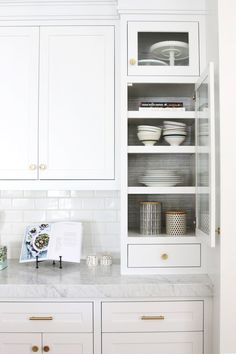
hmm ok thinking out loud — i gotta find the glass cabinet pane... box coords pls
[137,32,189,67]
[196,63,216,247]
[128,22,199,76]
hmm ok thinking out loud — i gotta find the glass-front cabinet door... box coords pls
[128,22,199,76]
[195,62,216,247]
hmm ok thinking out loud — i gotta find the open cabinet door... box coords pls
[195,62,216,247]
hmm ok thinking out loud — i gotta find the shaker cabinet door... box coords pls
[0,333,41,354]
[0,27,39,179]
[43,333,93,354]
[39,26,115,180]
[195,62,216,247]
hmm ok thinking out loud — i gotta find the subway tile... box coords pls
[70,190,95,197]
[23,211,46,222]
[12,199,35,209]
[93,211,117,222]
[70,210,93,222]
[1,190,24,198]
[59,198,83,210]
[24,191,47,198]
[47,190,71,197]
[0,199,12,209]
[35,198,59,210]
[83,198,105,209]
[105,222,120,235]
[46,210,70,221]
[94,191,117,197]
[2,211,23,222]
[104,198,120,209]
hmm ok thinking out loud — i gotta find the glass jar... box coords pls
[140,202,161,235]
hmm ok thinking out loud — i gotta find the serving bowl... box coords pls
[164,135,186,146]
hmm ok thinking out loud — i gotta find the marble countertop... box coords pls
[0,260,213,299]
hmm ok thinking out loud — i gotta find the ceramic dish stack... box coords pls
[137,125,162,146]
[163,121,187,146]
[139,169,183,187]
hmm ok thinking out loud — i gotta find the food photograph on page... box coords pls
[20,223,51,262]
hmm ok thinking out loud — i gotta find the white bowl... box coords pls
[163,130,187,136]
[164,135,186,146]
[138,125,161,131]
[140,140,157,146]
[137,130,161,141]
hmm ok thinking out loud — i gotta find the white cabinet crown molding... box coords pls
[0,0,118,20]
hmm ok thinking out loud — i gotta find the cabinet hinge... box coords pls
[192,92,196,101]
[216,227,221,235]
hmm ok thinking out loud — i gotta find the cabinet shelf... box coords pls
[128,187,196,194]
[128,111,195,119]
[128,146,195,154]
[128,231,197,243]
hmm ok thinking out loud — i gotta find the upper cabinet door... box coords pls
[195,63,216,247]
[39,26,115,180]
[128,22,199,76]
[0,27,39,179]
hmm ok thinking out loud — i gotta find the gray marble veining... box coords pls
[0,260,213,299]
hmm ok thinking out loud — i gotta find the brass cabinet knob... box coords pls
[43,346,50,352]
[29,164,37,170]
[161,253,168,260]
[32,346,39,353]
[39,164,47,170]
[129,58,136,65]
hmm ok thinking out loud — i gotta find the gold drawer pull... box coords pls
[29,316,53,321]
[141,315,165,320]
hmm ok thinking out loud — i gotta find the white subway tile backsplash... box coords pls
[0,190,120,259]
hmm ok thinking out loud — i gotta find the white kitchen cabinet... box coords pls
[128,21,199,76]
[39,26,115,180]
[196,63,216,247]
[0,27,39,180]
[43,333,93,354]
[0,333,41,354]
[102,332,203,354]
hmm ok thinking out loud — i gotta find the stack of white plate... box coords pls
[163,121,187,146]
[137,125,162,146]
[139,169,183,187]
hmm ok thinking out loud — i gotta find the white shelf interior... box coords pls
[128,110,195,119]
[128,187,196,194]
[128,146,195,154]
[128,231,197,243]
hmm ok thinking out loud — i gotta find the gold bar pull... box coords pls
[29,316,53,321]
[141,315,165,321]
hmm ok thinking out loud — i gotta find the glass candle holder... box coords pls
[140,202,162,235]
[0,246,7,270]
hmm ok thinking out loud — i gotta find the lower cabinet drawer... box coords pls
[102,301,203,332]
[127,244,201,268]
[102,332,203,354]
[0,302,93,332]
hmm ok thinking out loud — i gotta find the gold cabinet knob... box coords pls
[161,253,168,260]
[43,346,50,352]
[32,346,39,353]
[129,58,136,65]
[29,164,37,170]
[39,164,47,170]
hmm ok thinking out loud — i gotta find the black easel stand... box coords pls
[35,256,63,269]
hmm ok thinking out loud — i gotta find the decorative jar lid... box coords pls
[165,210,186,215]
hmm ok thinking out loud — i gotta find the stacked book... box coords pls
[139,102,185,111]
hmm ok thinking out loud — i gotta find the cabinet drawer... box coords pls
[0,302,93,332]
[103,332,203,354]
[102,301,203,332]
[127,244,201,268]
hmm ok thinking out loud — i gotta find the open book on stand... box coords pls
[20,222,82,263]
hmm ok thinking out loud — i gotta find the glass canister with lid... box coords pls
[140,201,162,235]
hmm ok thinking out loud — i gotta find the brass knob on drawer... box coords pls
[32,346,39,353]
[29,164,37,170]
[129,58,136,65]
[43,346,50,352]
[161,253,168,260]
[39,164,47,170]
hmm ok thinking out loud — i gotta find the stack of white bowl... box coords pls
[163,121,187,146]
[139,169,183,187]
[137,125,162,146]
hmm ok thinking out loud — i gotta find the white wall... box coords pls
[218,0,236,352]
[0,190,120,260]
